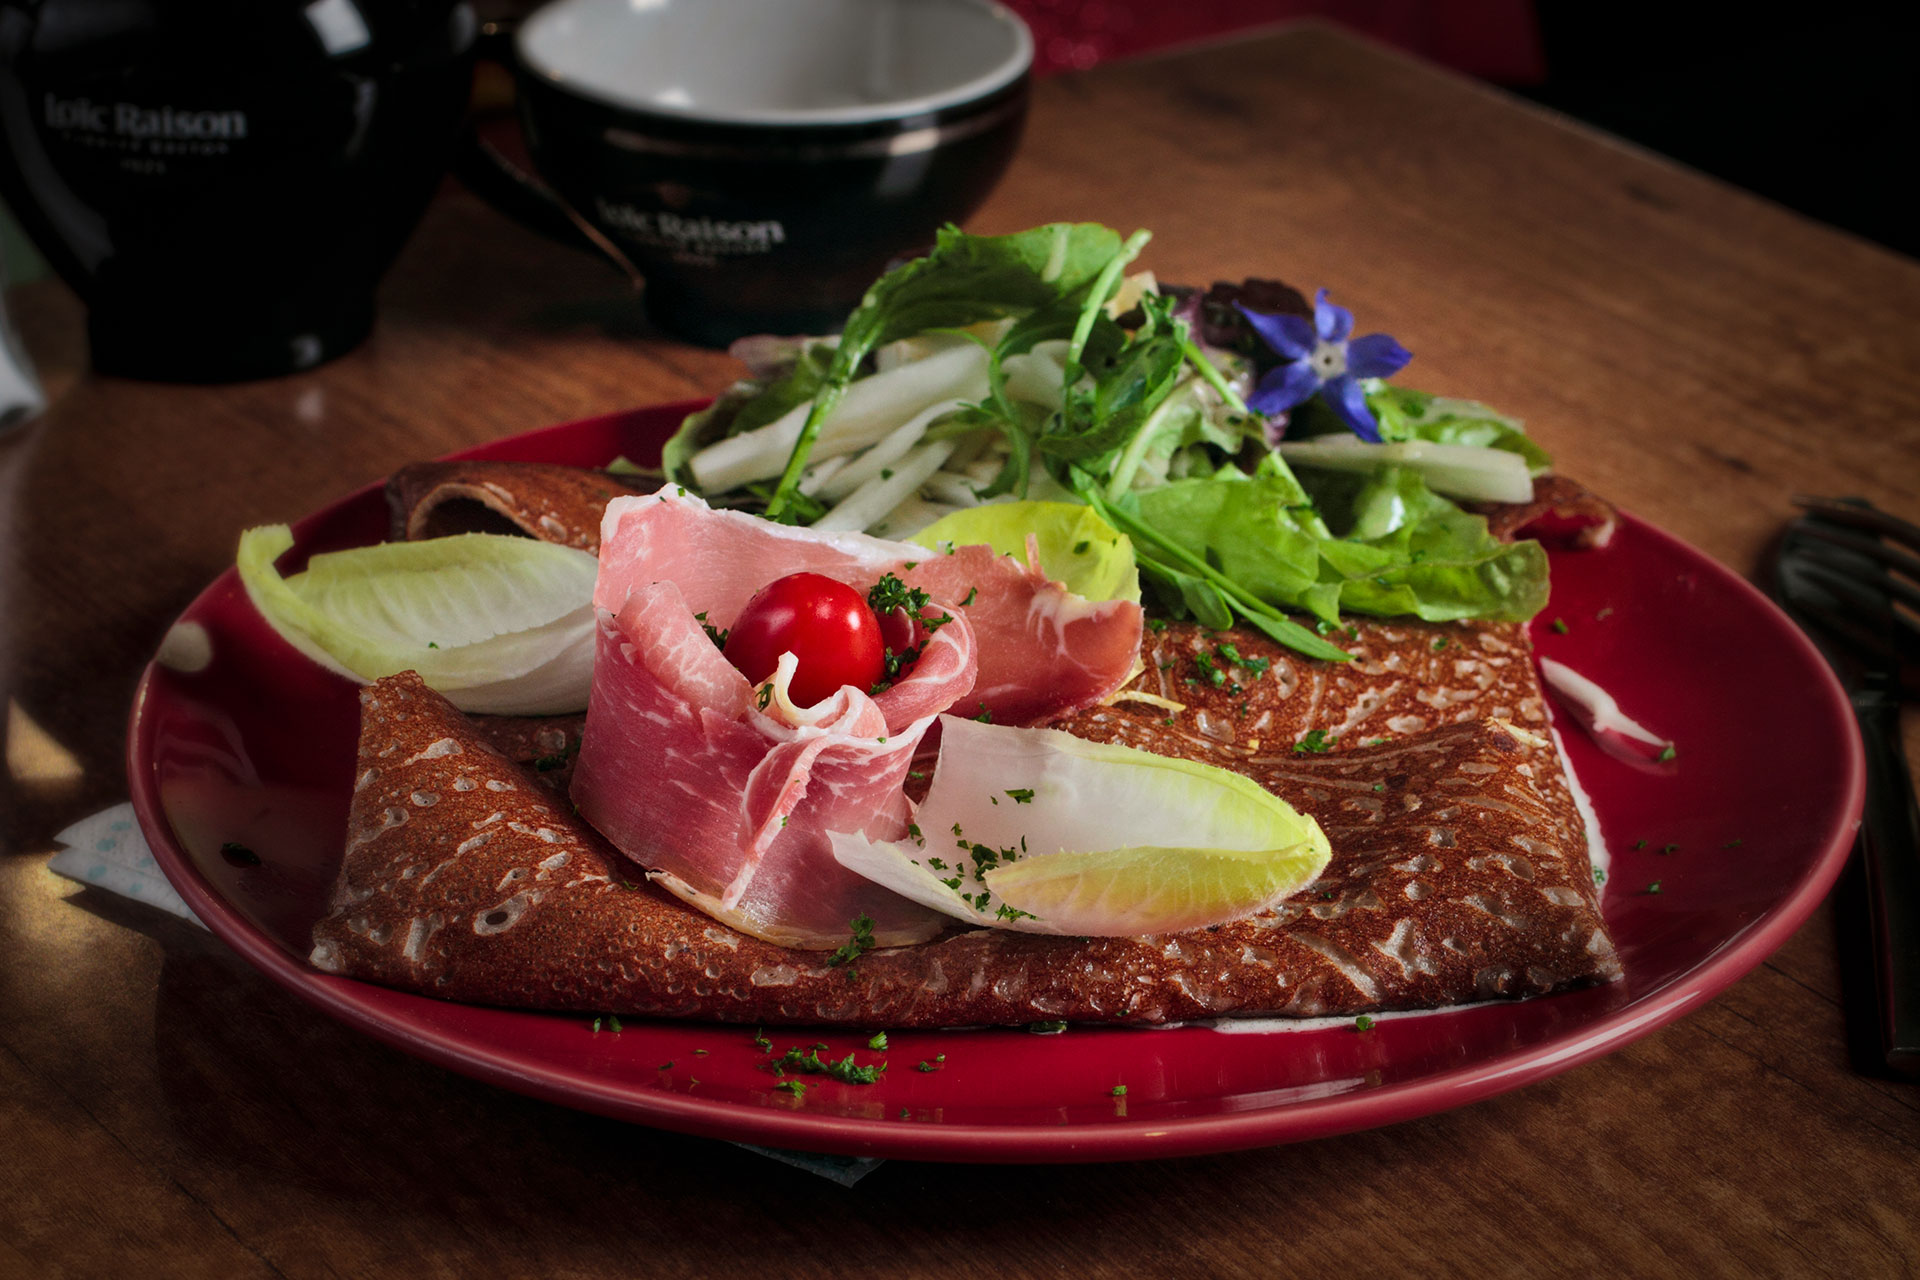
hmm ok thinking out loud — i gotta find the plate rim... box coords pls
[124,407,1867,1163]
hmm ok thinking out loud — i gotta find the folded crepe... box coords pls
[309,609,1621,1026]
[386,460,651,552]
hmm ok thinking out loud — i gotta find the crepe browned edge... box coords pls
[309,611,1621,1027]
[385,460,652,552]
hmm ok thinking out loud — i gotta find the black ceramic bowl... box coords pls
[509,0,1032,346]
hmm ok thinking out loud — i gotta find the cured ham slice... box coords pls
[569,578,965,948]
[594,488,1143,726]
[899,544,1144,726]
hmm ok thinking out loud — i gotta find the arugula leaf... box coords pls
[764,224,1130,518]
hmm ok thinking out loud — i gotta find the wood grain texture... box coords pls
[2,23,1915,1278]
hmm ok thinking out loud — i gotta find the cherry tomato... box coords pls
[723,572,885,707]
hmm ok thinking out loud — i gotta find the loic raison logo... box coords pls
[594,200,785,257]
[43,94,248,140]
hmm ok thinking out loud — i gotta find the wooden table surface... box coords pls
[4,24,1916,1279]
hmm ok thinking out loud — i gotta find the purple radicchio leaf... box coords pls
[1195,279,1312,363]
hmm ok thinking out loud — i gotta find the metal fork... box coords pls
[1773,495,1919,1075]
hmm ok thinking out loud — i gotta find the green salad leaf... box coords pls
[912,501,1141,603]
[676,222,1559,658]
[764,224,1130,519]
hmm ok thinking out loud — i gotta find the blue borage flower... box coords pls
[1236,290,1412,443]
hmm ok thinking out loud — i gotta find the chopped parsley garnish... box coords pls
[774,1080,807,1096]
[1027,1020,1067,1035]
[1354,1015,1375,1032]
[756,684,773,710]
[907,822,923,843]
[1145,617,1168,632]
[1593,867,1607,885]
[1646,881,1664,895]
[973,702,993,723]
[753,1027,771,1050]
[656,1061,674,1071]
[825,914,876,975]
[915,1055,946,1072]
[868,572,931,617]
[590,1014,623,1034]
[1213,641,1270,677]
[1432,637,1450,651]
[1661,843,1679,854]
[1110,1084,1127,1096]
[773,1045,885,1085]
[1190,651,1234,690]
[1005,788,1035,804]
[1657,743,1677,763]
[868,1032,889,1050]
[1293,728,1335,754]
[1632,839,1648,850]
[994,903,1037,922]
[1073,540,1091,554]
[694,610,728,648]
[961,586,978,606]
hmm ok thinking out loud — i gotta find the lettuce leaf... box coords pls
[911,500,1140,603]
[1125,455,1546,625]
[1301,466,1549,621]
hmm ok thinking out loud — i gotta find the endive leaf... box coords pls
[235,526,599,714]
[830,715,1329,935]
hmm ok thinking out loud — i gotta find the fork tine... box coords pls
[1780,551,1920,656]
[1791,495,1920,550]
[1793,518,1920,589]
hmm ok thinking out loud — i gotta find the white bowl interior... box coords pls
[519,0,1032,125]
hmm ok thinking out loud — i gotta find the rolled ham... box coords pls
[570,578,968,948]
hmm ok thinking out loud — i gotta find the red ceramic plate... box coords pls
[128,403,1865,1163]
